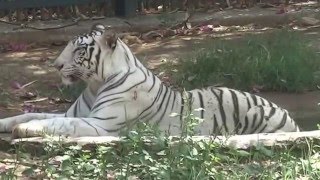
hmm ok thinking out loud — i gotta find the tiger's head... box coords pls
[54,24,118,85]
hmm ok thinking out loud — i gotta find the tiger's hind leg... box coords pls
[239,106,300,134]
[0,113,64,133]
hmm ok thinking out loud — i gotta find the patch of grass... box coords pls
[165,30,320,92]
[157,12,179,26]
[1,102,320,179]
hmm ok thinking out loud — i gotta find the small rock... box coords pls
[301,17,320,26]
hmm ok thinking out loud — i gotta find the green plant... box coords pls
[157,12,178,26]
[1,103,320,179]
[164,30,320,92]
[58,81,86,101]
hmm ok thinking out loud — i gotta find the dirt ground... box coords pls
[0,28,320,131]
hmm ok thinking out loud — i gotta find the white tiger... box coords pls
[0,24,300,138]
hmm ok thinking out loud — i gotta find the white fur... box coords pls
[0,25,300,138]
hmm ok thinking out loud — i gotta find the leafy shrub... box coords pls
[167,30,320,92]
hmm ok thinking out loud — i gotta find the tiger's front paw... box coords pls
[0,118,17,133]
[12,120,47,138]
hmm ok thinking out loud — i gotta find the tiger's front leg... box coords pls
[11,117,111,138]
[0,113,64,133]
[1,88,94,136]
[11,101,141,138]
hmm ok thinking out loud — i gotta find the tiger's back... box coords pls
[184,87,299,135]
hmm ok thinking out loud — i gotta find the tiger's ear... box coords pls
[104,31,118,50]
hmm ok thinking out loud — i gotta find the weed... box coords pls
[157,12,178,26]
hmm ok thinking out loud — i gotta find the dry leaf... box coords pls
[19,91,37,100]
[10,81,22,89]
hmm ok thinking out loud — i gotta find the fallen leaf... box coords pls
[40,53,50,62]
[107,171,116,180]
[251,85,264,93]
[19,91,37,100]
[276,4,287,14]
[0,164,6,173]
[187,75,197,81]
[10,81,22,89]
[22,103,38,113]
[9,42,28,52]
[49,97,72,104]
[301,17,320,26]
[199,25,213,33]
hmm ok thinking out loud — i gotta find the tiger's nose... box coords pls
[54,63,64,71]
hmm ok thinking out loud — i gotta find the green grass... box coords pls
[1,105,320,179]
[164,30,320,92]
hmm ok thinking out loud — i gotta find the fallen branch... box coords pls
[24,97,48,103]
[169,10,193,30]
[20,80,37,89]
[0,19,80,31]
[4,107,24,112]
[23,21,79,31]
[2,130,319,154]
[0,159,39,168]
[74,5,89,20]
[0,19,20,26]
[297,24,320,31]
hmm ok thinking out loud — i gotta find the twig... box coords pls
[0,19,80,31]
[0,159,40,167]
[123,20,132,27]
[24,21,79,31]
[0,19,21,26]
[4,107,23,112]
[24,97,48,103]
[20,80,37,89]
[168,8,179,14]
[169,10,193,30]
[302,24,320,31]
[90,16,106,20]
[74,5,89,20]
[226,0,231,8]
[10,130,320,150]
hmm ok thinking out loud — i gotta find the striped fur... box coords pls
[0,24,300,138]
